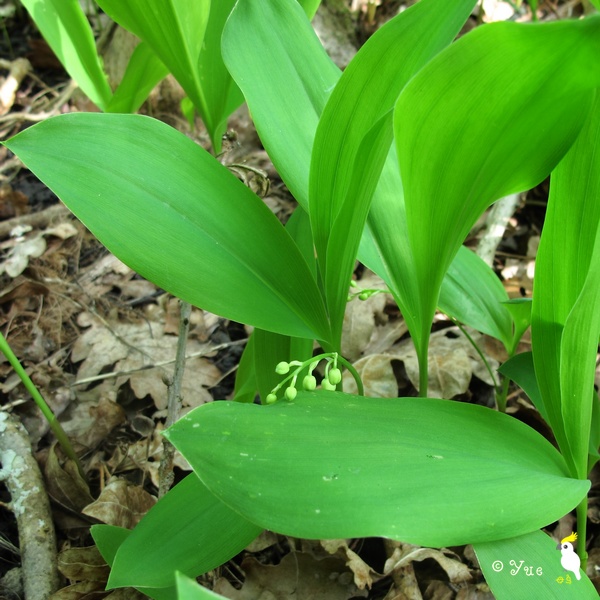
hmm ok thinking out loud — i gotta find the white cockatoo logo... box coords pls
[556,532,581,581]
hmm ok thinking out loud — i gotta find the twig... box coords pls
[0,58,31,115]
[476,193,521,267]
[0,204,70,239]
[0,411,60,600]
[158,300,192,498]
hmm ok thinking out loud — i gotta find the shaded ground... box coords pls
[0,1,599,598]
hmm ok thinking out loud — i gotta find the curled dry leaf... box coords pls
[57,546,110,582]
[44,444,94,512]
[320,539,374,590]
[82,477,156,529]
[384,545,472,585]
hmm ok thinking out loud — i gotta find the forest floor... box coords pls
[0,0,599,599]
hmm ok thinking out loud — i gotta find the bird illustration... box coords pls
[556,532,581,580]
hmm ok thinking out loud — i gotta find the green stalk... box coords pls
[576,497,588,570]
[0,330,85,479]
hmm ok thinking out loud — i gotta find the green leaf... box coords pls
[309,0,476,344]
[222,0,340,208]
[297,0,322,19]
[91,524,131,566]
[195,0,243,151]
[502,298,532,354]
[499,352,547,425]
[233,335,258,403]
[175,573,227,600]
[394,16,600,393]
[474,530,597,598]
[439,246,513,351]
[165,392,588,547]
[106,41,169,113]
[96,0,238,151]
[532,93,600,477]
[20,0,112,109]
[108,474,262,590]
[4,113,331,342]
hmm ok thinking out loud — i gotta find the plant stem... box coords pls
[576,497,588,571]
[158,300,191,498]
[0,330,85,479]
[495,374,510,413]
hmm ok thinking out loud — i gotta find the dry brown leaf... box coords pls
[57,546,110,582]
[45,444,94,511]
[342,272,388,362]
[384,545,472,585]
[60,396,126,449]
[320,539,374,590]
[455,583,495,599]
[213,552,367,599]
[48,580,106,599]
[72,315,220,409]
[392,328,497,398]
[82,477,156,528]
[106,425,190,487]
[343,354,398,397]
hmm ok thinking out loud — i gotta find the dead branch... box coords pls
[0,411,60,600]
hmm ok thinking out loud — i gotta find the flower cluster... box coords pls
[265,353,345,404]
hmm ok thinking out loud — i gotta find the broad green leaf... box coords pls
[297,0,322,19]
[440,246,513,351]
[233,334,258,403]
[91,524,131,566]
[195,0,243,150]
[4,114,331,342]
[175,573,227,600]
[222,0,340,208]
[502,298,532,354]
[309,0,475,345]
[395,16,600,394]
[165,392,588,547]
[222,0,519,370]
[252,209,316,401]
[498,352,547,425]
[532,93,600,477]
[96,0,230,151]
[20,0,112,110]
[106,41,169,113]
[92,525,175,600]
[108,474,262,590]
[474,529,597,598]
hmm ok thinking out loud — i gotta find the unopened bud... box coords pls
[303,375,317,391]
[328,368,342,385]
[275,361,290,375]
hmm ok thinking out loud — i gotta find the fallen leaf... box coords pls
[213,552,367,599]
[82,477,156,528]
[45,444,94,512]
[72,315,220,409]
[384,545,472,585]
[57,546,110,582]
